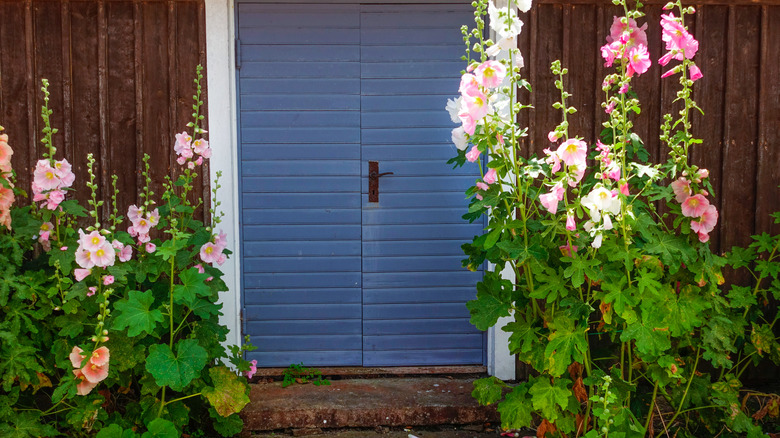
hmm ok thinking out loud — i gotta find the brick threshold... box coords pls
[251,365,487,379]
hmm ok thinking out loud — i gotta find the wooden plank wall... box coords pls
[519,0,780,256]
[0,0,207,220]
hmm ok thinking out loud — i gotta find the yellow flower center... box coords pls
[95,249,105,257]
[205,246,214,255]
[91,237,101,245]
[46,171,55,180]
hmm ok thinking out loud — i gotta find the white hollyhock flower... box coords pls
[446,96,463,124]
[488,1,524,39]
[517,0,533,13]
[582,186,621,220]
[451,126,469,151]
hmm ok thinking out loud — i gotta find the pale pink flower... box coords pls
[134,217,151,235]
[459,73,480,96]
[681,194,710,218]
[689,64,703,81]
[606,16,649,51]
[568,163,586,187]
[75,249,95,269]
[215,230,228,248]
[188,161,196,170]
[559,243,578,258]
[544,148,561,174]
[145,242,156,253]
[195,264,206,274]
[626,45,651,77]
[74,268,92,282]
[671,178,692,202]
[87,287,97,297]
[44,190,65,210]
[176,156,187,166]
[475,182,489,191]
[566,212,576,231]
[217,254,227,266]
[246,360,258,379]
[91,243,116,268]
[539,183,564,214]
[548,131,561,143]
[137,233,151,244]
[465,146,481,163]
[698,169,709,179]
[474,61,506,88]
[53,159,75,187]
[193,138,211,158]
[80,230,106,252]
[463,90,490,120]
[103,275,115,286]
[605,101,616,114]
[557,139,587,167]
[127,205,142,223]
[33,160,60,191]
[70,346,86,368]
[174,132,192,155]
[483,168,498,185]
[458,111,477,136]
[147,209,160,226]
[118,244,132,262]
[200,242,222,265]
[690,204,718,235]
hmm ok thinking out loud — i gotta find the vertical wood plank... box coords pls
[516,5,534,158]
[70,1,101,211]
[107,1,139,216]
[690,5,728,253]
[98,0,111,220]
[720,6,760,253]
[530,3,563,157]
[634,5,663,166]
[755,6,780,236]
[33,1,65,163]
[60,1,73,161]
[565,4,596,143]
[134,1,145,202]
[197,0,211,223]
[25,1,37,189]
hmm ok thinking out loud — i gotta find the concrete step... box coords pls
[240,377,499,433]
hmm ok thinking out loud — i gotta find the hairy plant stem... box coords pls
[159,238,177,418]
[164,392,202,406]
[663,347,701,433]
[644,381,660,434]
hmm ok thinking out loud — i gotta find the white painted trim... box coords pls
[486,0,517,381]
[205,0,242,349]
[204,0,513,373]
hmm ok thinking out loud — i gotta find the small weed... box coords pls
[281,363,331,388]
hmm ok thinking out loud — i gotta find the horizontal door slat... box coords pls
[363,334,483,351]
[239,28,360,45]
[361,45,465,62]
[247,319,362,336]
[243,209,361,226]
[363,350,482,367]
[363,207,471,224]
[361,61,463,79]
[243,193,361,209]
[361,128,454,145]
[253,335,362,351]
[242,160,361,176]
[240,45,361,62]
[362,303,471,319]
[362,223,482,240]
[244,255,361,272]
[362,255,465,273]
[361,28,466,45]
[363,272,482,289]
[242,127,360,144]
[245,303,362,320]
[247,351,362,368]
[360,192,477,208]
[242,224,361,241]
[241,111,360,128]
[363,287,476,304]
[363,318,475,335]
[245,288,362,305]
[243,240,361,257]
[241,94,360,111]
[362,110,453,128]
[363,240,466,256]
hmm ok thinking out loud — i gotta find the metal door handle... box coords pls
[368,161,393,202]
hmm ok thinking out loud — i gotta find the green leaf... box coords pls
[113,290,164,337]
[644,233,696,274]
[497,385,533,430]
[620,319,671,357]
[189,298,222,319]
[471,376,507,406]
[602,278,637,317]
[210,410,244,437]
[545,322,588,377]
[529,377,571,422]
[145,339,207,391]
[96,424,140,438]
[157,238,188,262]
[466,272,513,330]
[484,227,501,249]
[173,268,212,307]
[141,418,179,438]
[0,411,59,438]
[726,285,756,309]
[530,266,568,303]
[54,310,87,338]
[562,257,599,288]
[503,319,538,355]
[202,366,250,417]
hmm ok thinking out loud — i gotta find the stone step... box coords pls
[240,377,499,432]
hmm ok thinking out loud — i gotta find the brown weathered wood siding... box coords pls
[0,0,207,219]
[519,0,780,256]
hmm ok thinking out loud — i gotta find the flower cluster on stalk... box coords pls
[0,128,14,229]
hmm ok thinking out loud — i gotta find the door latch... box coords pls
[368,161,393,203]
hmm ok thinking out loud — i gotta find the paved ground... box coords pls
[250,424,531,437]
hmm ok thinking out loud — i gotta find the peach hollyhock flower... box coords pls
[557,139,587,167]
[0,185,14,210]
[681,194,710,218]
[0,136,12,167]
[0,209,11,230]
[90,347,110,367]
[70,346,86,368]
[465,146,481,163]
[483,168,498,185]
[474,61,506,88]
[671,177,691,202]
[539,182,564,214]
[81,360,109,384]
[73,369,98,396]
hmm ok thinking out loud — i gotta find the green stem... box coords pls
[164,392,202,406]
[644,381,659,435]
[666,347,701,428]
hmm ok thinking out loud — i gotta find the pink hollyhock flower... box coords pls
[89,347,110,367]
[661,14,699,59]
[193,138,211,158]
[605,162,621,182]
[145,242,156,253]
[548,131,561,143]
[215,230,228,249]
[691,204,718,234]
[80,230,106,252]
[671,177,691,202]
[195,264,206,274]
[0,209,10,230]
[217,253,227,266]
[246,360,258,379]
[606,16,649,51]
[70,346,86,368]
[73,369,98,396]
[605,101,616,114]
[87,287,97,297]
[74,268,92,282]
[134,217,151,235]
[566,212,576,231]
[539,183,564,214]
[137,233,151,244]
[200,242,222,265]
[176,156,187,165]
[81,361,109,384]
[44,190,65,210]
[619,182,630,196]
[118,244,132,262]
[544,148,561,174]
[0,185,14,209]
[568,163,586,187]
[681,194,710,218]
[689,64,703,81]
[53,159,75,187]
[618,83,629,94]
[174,132,192,155]
[557,139,587,167]
[33,160,60,191]
[0,143,12,169]
[483,168,498,185]
[75,249,95,269]
[463,90,490,120]
[188,161,196,170]
[600,41,621,67]
[475,193,483,201]
[91,243,116,268]
[459,73,480,96]
[465,146,481,163]
[103,275,114,286]
[559,242,578,258]
[474,61,507,88]
[626,45,651,77]
[458,111,477,136]
[127,205,142,223]
[475,182,489,192]
[698,168,709,179]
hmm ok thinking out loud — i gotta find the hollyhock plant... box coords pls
[474,60,507,88]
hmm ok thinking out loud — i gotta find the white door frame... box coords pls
[204,0,515,380]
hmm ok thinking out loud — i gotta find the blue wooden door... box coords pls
[238,2,484,367]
